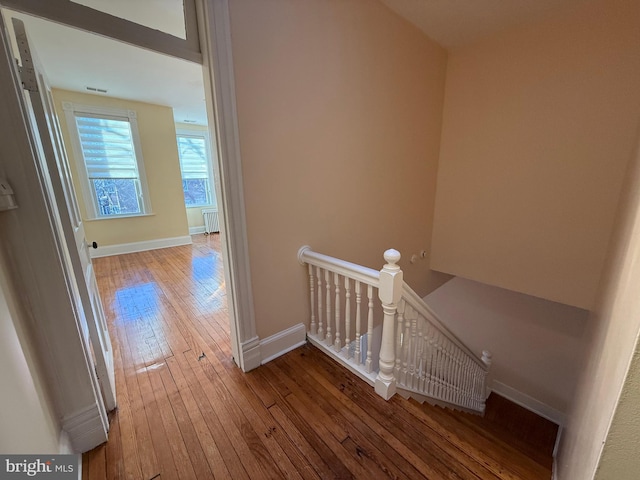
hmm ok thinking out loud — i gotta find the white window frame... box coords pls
[63,101,152,219]
[176,128,216,208]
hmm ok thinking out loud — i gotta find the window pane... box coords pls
[182,178,209,207]
[93,179,141,216]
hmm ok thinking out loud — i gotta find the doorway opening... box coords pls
[0,0,245,446]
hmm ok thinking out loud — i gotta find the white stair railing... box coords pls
[298,246,381,385]
[298,246,492,413]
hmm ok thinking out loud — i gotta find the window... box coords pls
[176,131,214,207]
[63,103,151,219]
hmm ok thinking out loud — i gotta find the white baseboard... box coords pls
[61,404,108,453]
[90,235,192,258]
[189,226,206,235]
[240,336,262,372]
[260,323,307,365]
[491,380,566,426]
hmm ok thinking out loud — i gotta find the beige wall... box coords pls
[175,122,217,231]
[0,249,64,453]
[431,0,640,309]
[556,130,640,478]
[426,277,588,416]
[53,89,189,246]
[228,0,450,338]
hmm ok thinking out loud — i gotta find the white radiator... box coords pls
[202,208,220,234]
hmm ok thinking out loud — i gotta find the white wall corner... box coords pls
[90,235,192,258]
[240,336,261,372]
[57,430,74,454]
[61,404,108,453]
[260,323,307,365]
[189,226,206,235]
[491,380,567,426]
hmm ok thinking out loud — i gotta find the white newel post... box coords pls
[375,249,403,400]
[482,350,493,400]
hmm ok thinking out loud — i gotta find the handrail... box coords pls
[298,245,490,409]
[298,245,485,368]
[401,283,486,369]
[298,246,380,287]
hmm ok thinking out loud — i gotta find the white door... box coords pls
[9,18,117,411]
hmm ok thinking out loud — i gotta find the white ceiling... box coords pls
[2,0,590,126]
[380,0,589,48]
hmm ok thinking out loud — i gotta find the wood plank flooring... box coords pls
[85,234,553,479]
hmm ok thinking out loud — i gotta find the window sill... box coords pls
[186,204,216,210]
[85,213,156,222]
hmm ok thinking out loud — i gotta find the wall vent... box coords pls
[86,86,108,93]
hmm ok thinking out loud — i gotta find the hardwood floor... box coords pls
[85,234,553,479]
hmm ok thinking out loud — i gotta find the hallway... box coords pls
[84,235,552,479]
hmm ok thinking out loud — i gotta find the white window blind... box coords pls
[177,133,212,207]
[177,135,208,179]
[75,115,138,180]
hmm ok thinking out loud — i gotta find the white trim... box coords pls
[189,226,206,235]
[0,19,109,455]
[197,0,258,372]
[491,380,566,426]
[61,404,108,453]
[307,334,378,386]
[240,336,261,371]
[90,235,192,258]
[553,424,564,458]
[0,0,202,64]
[260,323,307,364]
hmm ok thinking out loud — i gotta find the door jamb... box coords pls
[0,0,261,371]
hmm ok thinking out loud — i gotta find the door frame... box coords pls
[0,0,260,452]
[0,0,260,371]
[0,15,109,453]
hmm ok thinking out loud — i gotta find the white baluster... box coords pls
[317,267,324,339]
[482,350,493,401]
[401,305,411,386]
[444,343,453,402]
[365,284,374,373]
[334,272,341,352]
[462,355,470,406]
[408,313,418,389]
[425,324,434,396]
[453,349,462,405]
[308,264,317,335]
[416,316,425,392]
[354,281,362,365]
[344,277,351,359]
[325,269,332,345]
[429,328,438,395]
[434,332,443,399]
[395,299,405,378]
[465,358,474,408]
[375,249,402,401]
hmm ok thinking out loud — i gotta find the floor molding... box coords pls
[61,404,107,453]
[491,380,566,426]
[189,226,205,235]
[240,336,262,372]
[90,235,192,258]
[260,323,307,365]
